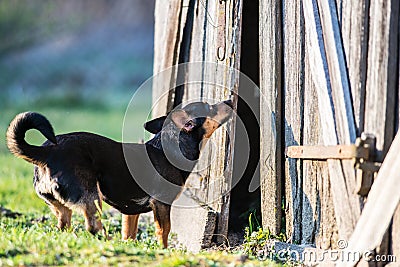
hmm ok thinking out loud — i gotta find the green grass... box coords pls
[0,105,284,266]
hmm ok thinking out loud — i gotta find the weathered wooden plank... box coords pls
[338,133,400,267]
[283,0,303,244]
[157,0,209,250]
[302,51,338,249]
[340,0,370,133]
[302,0,361,241]
[364,0,399,160]
[301,47,319,245]
[316,0,356,142]
[168,0,242,249]
[183,0,207,103]
[173,0,196,107]
[152,0,184,118]
[302,125,320,245]
[303,58,338,250]
[259,0,283,235]
[335,0,342,24]
[316,161,338,250]
[207,1,242,242]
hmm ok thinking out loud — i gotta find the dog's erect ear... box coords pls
[144,116,167,134]
[171,109,195,132]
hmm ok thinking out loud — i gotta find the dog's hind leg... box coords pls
[48,202,72,229]
[121,214,140,240]
[150,200,171,248]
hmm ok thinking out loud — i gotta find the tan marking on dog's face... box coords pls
[202,101,233,139]
[202,118,221,139]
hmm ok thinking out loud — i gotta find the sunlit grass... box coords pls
[0,154,46,213]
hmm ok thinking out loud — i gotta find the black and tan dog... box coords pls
[6,100,233,247]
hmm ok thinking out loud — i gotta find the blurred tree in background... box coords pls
[0,0,155,109]
[0,1,52,56]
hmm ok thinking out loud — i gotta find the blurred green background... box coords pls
[0,0,155,149]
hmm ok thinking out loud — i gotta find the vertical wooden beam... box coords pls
[316,161,338,249]
[283,0,303,243]
[169,0,243,249]
[206,0,242,242]
[364,0,399,160]
[317,0,356,144]
[173,0,196,107]
[302,73,321,245]
[183,0,206,103]
[340,0,370,133]
[303,0,361,241]
[302,50,338,249]
[259,0,283,235]
[152,0,184,118]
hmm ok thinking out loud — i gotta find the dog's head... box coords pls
[144,100,233,139]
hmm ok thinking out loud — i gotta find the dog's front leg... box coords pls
[150,200,171,248]
[83,204,103,234]
[122,214,139,240]
[48,202,72,230]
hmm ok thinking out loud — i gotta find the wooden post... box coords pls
[364,0,399,160]
[283,0,304,244]
[259,0,283,235]
[153,0,242,251]
[339,0,370,133]
[316,0,357,143]
[302,73,323,246]
[152,0,184,118]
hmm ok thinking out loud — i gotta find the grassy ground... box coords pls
[0,105,284,266]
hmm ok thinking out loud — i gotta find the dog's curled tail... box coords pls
[6,112,57,165]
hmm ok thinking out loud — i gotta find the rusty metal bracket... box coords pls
[354,133,381,196]
[286,133,381,196]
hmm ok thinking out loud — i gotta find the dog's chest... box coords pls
[101,195,152,215]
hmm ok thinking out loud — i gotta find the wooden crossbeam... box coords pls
[286,145,369,160]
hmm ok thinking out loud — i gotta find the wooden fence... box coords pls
[260,0,400,265]
[152,0,400,265]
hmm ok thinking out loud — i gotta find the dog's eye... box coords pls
[185,120,194,127]
[184,120,195,129]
